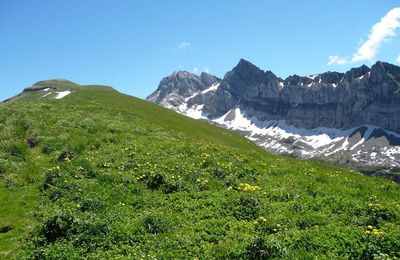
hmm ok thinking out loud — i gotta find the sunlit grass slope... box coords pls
[0,81,399,259]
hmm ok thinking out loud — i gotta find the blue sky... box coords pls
[0,0,399,100]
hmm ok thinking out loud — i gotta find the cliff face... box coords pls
[147,59,400,168]
[195,59,400,132]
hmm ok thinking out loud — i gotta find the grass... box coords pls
[0,82,399,258]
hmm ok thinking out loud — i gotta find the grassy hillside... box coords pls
[1,82,400,259]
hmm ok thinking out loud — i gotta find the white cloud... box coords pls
[192,67,198,73]
[396,55,400,64]
[328,7,400,65]
[352,7,400,62]
[203,67,210,73]
[179,41,191,50]
[327,55,348,65]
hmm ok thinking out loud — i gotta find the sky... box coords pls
[0,0,399,101]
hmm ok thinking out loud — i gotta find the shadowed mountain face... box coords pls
[147,59,400,168]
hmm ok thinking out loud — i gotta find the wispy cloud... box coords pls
[203,67,210,73]
[192,67,198,73]
[352,7,400,62]
[396,55,400,64]
[179,41,191,50]
[328,7,400,65]
[327,55,348,65]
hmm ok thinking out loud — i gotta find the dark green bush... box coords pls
[40,213,77,243]
[42,170,60,190]
[80,199,105,212]
[142,214,170,234]
[146,172,165,190]
[25,135,40,148]
[296,213,327,230]
[233,195,260,220]
[246,236,289,259]
[163,180,182,194]
[367,204,394,226]
[57,150,74,162]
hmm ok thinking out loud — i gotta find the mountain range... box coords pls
[147,59,400,170]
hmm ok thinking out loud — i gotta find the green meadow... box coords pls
[1,81,399,259]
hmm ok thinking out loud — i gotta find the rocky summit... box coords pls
[147,59,400,169]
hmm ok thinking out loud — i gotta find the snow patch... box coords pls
[201,83,220,94]
[42,92,52,98]
[172,102,400,168]
[55,91,71,99]
[307,82,315,87]
[183,83,220,103]
[213,107,351,150]
[306,75,318,80]
[184,104,206,119]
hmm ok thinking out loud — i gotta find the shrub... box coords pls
[142,214,170,234]
[41,145,52,154]
[212,167,228,180]
[296,213,326,230]
[40,213,77,242]
[146,172,165,190]
[80,199,105,212]
[57,150,74,162]
[25,135,40,148]
[246,236,289,259]
[42,169,60,190]
[233,195,260,220]
[163,180,182,194]
[367,204,394,226]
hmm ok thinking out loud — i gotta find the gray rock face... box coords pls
[146,59,400,168]
[147,71,221,108]
[189,59,400,132]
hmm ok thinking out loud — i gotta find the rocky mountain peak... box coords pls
[284,74,302,86]
[228,58,266,83]
[147,70,221,106]
[171,71,195,79]
[200,72,220,86]
[344,64,370,82]
[370,61,400,84]
[319,71,344,84]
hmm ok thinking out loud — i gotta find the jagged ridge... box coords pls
[147,59,400,169]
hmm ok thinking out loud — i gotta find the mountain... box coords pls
[4,79,77,102]
[1,80,400,258]
[147,59,400,169]
[146,71,221,109]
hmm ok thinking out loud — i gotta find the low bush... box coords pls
[246,236,289,259]
[142,214,170,234]
[233,195,260,220]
